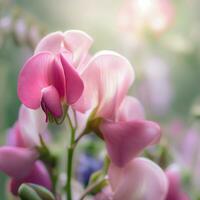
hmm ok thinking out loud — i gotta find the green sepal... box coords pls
[18,183,55,200]
[28,184,55,200]
[18,184,42,200]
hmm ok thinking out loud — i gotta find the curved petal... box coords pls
[18,105,47,147]
[0,146,38,179]
[109,158,168,200]
[7,122,26,147]
[60,52,84,104]
[100,120,161,167]
[41,85,63,117]
[48,55,66,98]
[74,51,134,120]
[35,31,64,54]
[63,30,93,68]
[18,52,54,109]
[117,96,145,121]
[10,161,52,195]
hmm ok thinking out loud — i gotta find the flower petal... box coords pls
[117,96,145,121]
[60,52,84,104]
[18,105,47,147]
[7,122,26,147]
[0,146,38,179]
[35,31,64,54]
[41,85,63,117]
[48,55,66,98]
[100,120,161,167]
[10,161,52,195]
[74,51,134,120]
[18,52,54,109]
[165,165,190,200]
[109,158,168,200]
[63,30,93,68]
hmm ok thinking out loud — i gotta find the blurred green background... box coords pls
[1,0,200,198]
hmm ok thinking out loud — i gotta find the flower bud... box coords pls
[18,183,55,200]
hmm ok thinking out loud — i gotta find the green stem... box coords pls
[65,113,76,200]
[79,177,107,200]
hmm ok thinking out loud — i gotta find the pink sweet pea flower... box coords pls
[165,165,190,200]
[94,157,168,200]
[74,50,161,167]
[18,30,93,120]
[0,105,52,195]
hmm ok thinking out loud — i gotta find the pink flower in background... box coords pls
[118,0,175,36]
[94,157,168,200]
[0,105,51,195]
[18,30,93,120]
[165,165,190,200]
[139,56,172,116]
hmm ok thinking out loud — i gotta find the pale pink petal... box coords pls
[100,120,161,167]
[165,165,190,200]
[35,31,64,54]
[41,85,63,117]
[117,96,145,121]
[0,146,38,179]
[63,30,93,68]
[7,122,26,147]
[74,51,134,120]
[10,161,52,195]
[109,158,168,200]
[18,52,54,109]
[60,52,84,104]
[18,105,47,147]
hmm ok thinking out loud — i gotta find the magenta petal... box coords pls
[18,52,54,109]
[109,158,168,200]
[100,120,161,167]
[41,85,63,117]
[48,56,66,98]
[60,52,84,104]
[0,147,38,179]
[10,161,52,195]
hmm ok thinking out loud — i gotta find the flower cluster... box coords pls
[0,30,189,200]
